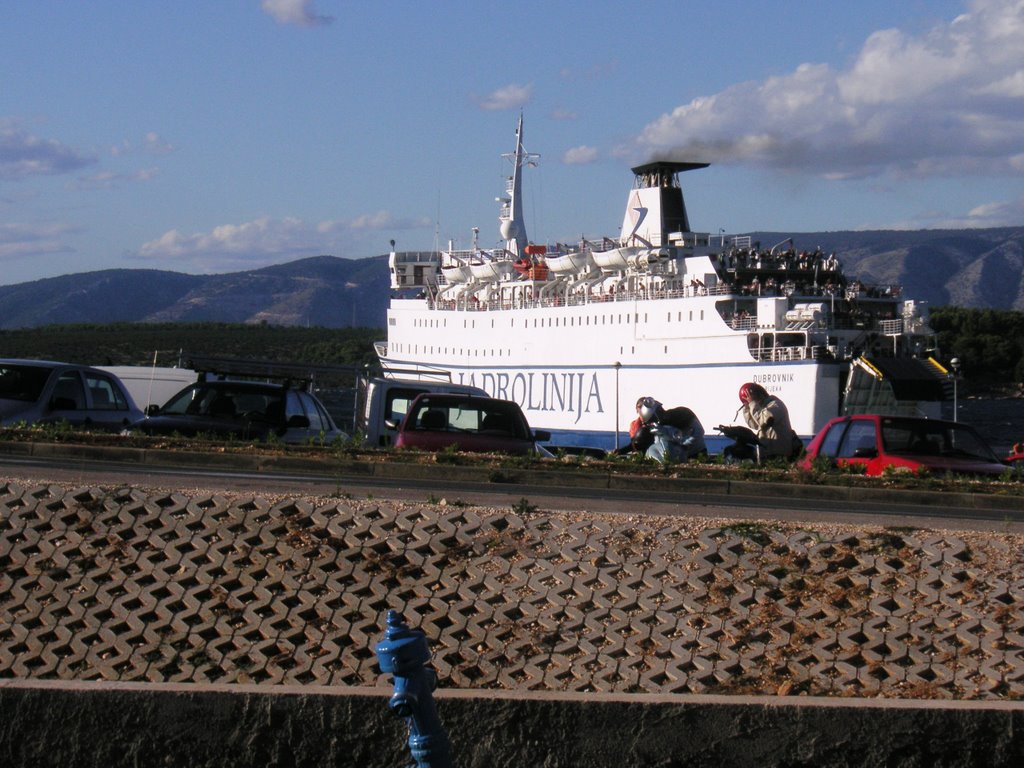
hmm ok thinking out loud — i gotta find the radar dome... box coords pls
[500,219,522,241]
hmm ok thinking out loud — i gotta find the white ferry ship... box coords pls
[378,117,950,451]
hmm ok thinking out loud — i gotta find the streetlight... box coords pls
[950,357,961,422]
[614,362,622,451]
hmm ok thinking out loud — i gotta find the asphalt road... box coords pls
[1,452,1021,535]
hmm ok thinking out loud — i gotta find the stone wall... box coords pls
[2,680,1022,767]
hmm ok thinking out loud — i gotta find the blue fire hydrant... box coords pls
[375,610,453,768]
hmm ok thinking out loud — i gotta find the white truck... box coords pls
[358,376,487,447]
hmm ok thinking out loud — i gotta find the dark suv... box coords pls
[126,379,345,444]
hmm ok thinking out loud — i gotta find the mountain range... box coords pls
[1,227,1022,330]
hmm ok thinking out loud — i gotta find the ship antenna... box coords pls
[498,113,539,258]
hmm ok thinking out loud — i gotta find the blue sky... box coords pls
[2,0,1022,286]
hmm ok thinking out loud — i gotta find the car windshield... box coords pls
[409,399,527,438]
[0,364,54,402]
[880,420,999,462]
[160,384,283,420]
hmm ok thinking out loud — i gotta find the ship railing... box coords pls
[395,251,441,264]
[752,346,815,362]
[879,318,904,335]
[727,316,758,331]
[669,232,712,248]
[429,279,736,312]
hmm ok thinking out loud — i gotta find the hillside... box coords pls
[0,255,391,331]
[1,228,1022,329]
[749,227,1024,310]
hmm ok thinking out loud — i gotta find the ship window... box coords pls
[689,311,693,321]
[664,346,668,354]
[701,310,705,321]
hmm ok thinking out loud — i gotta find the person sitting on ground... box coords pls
[619,396,706,461]
[730,382,801,462]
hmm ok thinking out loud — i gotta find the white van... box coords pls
[97,366,199,412]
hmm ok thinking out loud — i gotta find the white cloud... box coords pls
[562,145,599,165]
[478,83,533,111]
[635,0,1024,181]
[260,0,333,27]
[913,195,1024,228]
[0,121,96,180]
[70,168,160,191]
[111,132,174,158]
[134,212,431,271]
[0,222,76,261]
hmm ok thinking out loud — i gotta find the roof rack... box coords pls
[185,355,360,389]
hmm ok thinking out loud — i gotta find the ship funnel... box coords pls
[619,162,708,247]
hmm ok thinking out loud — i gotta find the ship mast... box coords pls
[497,114,539,258]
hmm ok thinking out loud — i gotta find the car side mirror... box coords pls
[384,418,399,430]
[533,430,551,442]
[287,415,310,429]
[145,404,160,416]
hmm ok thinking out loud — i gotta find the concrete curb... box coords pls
[2,439,1021,514]
[2,680,1022,767]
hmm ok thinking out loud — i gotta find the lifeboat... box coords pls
[441,264,471,284]
[545,249,595,274]
[593,246,641,271]
[470,257,516,281]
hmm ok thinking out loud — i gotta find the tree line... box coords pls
[930,307,1024,389]
[0,323,382,370]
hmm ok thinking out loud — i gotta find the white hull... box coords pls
[382,295,841,449]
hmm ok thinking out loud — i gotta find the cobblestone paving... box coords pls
[1,480,1023,699]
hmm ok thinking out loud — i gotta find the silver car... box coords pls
[0,359,144,432]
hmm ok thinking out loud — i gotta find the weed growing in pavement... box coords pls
[434,443,463,463]
[19,420,76,440]
[720,521,774,546]
[511,497,537,515]
[426,494,469,507]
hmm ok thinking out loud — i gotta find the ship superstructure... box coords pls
[382,119,946,451]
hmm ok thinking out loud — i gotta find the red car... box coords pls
[798,414,1009,477]
[1008,444,1024,469]
[391,393,550,455]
